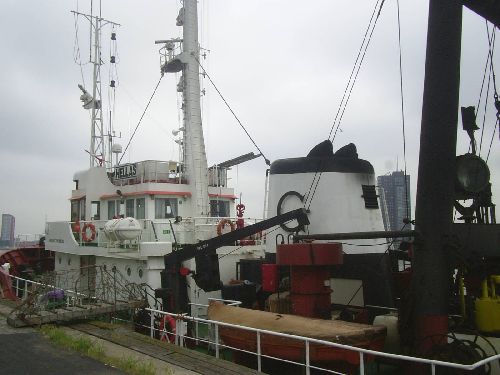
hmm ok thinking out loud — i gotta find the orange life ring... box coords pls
[82,223,96,242]
[159,315,176,343]
[217,219,235,236]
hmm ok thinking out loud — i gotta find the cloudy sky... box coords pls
[1,0,498,236]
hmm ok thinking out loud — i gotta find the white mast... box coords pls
[157,0,209,219]
[182,0,209,218]
[158,1,209,219]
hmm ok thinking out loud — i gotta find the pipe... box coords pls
[294,230,416,241]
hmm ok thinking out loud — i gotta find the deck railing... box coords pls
[63,217,264,249]
[6,278,499,374]
[145,303,500,375]
[10,274,91,306]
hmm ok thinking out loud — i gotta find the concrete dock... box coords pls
[0,299,261,375]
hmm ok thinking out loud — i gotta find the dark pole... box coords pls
[413,0,462,354]
[294,230,415,241]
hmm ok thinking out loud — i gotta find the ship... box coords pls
[44,0,390,311]
[37,0,500,374]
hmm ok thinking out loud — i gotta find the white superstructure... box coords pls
[46,0,264,308]
[45,1,386,310]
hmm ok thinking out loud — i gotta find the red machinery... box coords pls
[276,243,343,319]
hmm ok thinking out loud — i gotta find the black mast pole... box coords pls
[413,0,462,354]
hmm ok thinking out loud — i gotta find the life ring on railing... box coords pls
[82,223,97,242]
[159,315,176,343]
[217,219,235,236]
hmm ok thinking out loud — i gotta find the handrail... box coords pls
[146,306,499,374]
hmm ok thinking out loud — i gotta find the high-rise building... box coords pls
[377,171,411,232]
[1,214,16,248]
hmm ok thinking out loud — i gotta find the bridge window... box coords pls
[71,201,79,222]
[71,198,86,221]
[108,201,116,219]
[126,199,134,217]
[155,198,178,219]
[210,200,229,217]
[136,198,145,219]
[91,201,100,220]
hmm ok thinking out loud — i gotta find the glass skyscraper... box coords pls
[1,214,16,248]
[377,171,411,232]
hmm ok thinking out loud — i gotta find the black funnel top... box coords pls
[270,140,372,175]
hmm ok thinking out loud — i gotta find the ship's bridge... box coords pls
[107,159,231,188]
[108,160,184,186]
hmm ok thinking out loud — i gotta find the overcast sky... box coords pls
[1,0,498,236]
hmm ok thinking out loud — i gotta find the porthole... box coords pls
[138,269,143,279]
[68,258,71,266]
[126,267,131,276]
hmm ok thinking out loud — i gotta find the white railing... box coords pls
[9,275,90,307]
[65,217,264,248]
[145,305,500,375]
[7,277,499,374]
[189,299,242,345]
[192,217,265,245]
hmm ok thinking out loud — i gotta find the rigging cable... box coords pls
[484,22,498,162]
[304,0,386,210]
[72,0,87,88]
[329,0,386,143]
[90,0,93,62]
[193,55,271,166]
[478,21,495,157]
[396,0,410,221]
[118,75,164,165]
[475,22,494,154]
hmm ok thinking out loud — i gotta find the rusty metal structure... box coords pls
[7,266,149,327]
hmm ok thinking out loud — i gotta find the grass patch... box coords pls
[39,325,162,375]
[40,325,99,354]
[113,357,156,375]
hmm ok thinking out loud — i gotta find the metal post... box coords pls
[215,324,220,359]
[305,340,310,375]
[359,352,365,375]
[413,0,462,352]
[16,279,19,298]
[150,311,154,338]
[175,317,179,346]
[257,331,262,372]
[113,271,117,305]
[195,306,199,345]
[23,281,28,301]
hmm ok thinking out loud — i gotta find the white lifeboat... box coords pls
[103,217,142,242]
